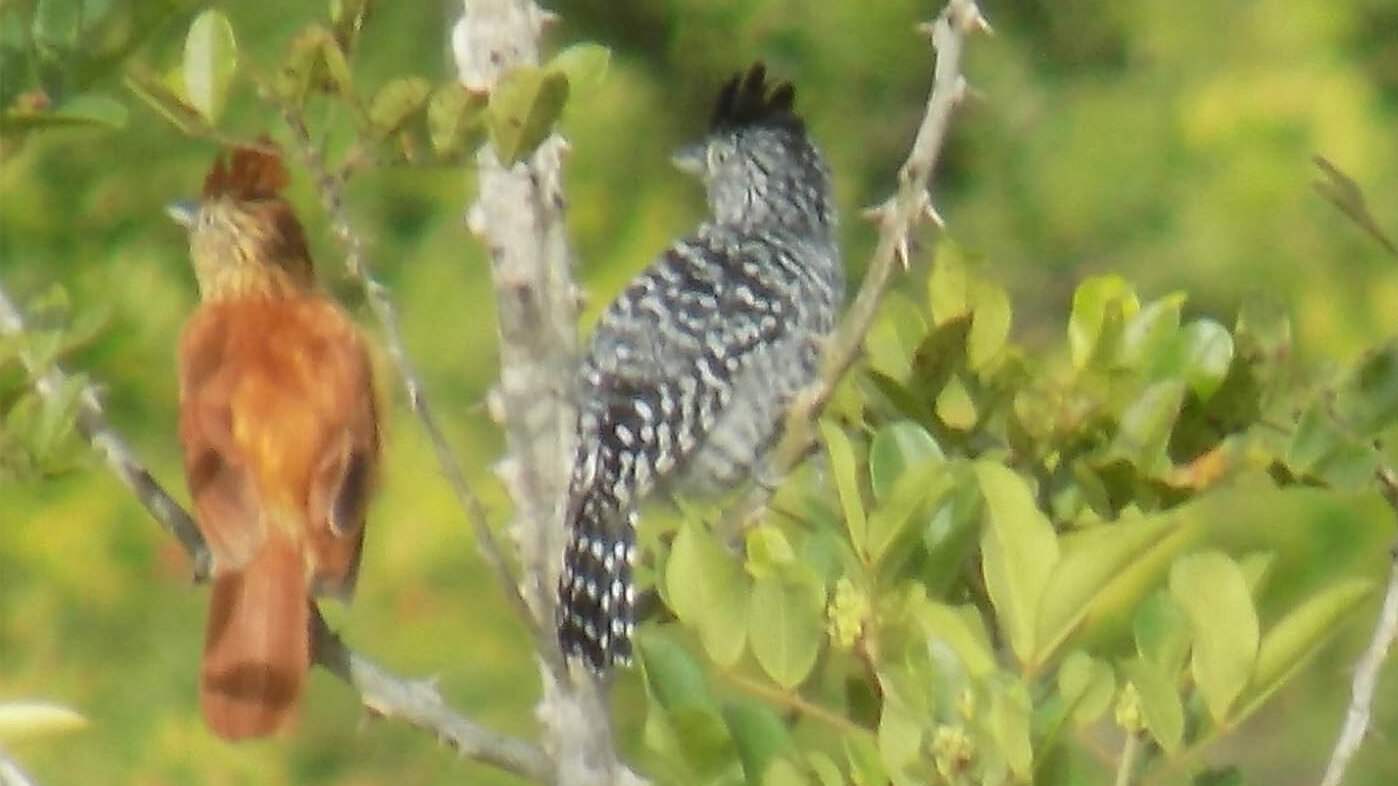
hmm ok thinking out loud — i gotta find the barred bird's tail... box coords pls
[557,481,637,672]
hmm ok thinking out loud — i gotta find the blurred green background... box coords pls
[2,0,1396,783]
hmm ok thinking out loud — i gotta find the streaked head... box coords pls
[170,144,315,302]
[676,64,835,233]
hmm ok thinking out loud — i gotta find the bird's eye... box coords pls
[706,144,733,170]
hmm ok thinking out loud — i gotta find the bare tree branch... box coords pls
[0,751,38,786]
[271,104,538,637]
[0,284,210,579]
[729,0,990,526]
[1320,466,1398,786]
[452,2,644,784]
[0,275,550,783]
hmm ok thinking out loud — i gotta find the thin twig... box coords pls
[0,284,210,579]
[731,0,989,525]
[1114,732,1140,786]
[719,670,875,740]
[1319,466,1398,786]
[0,749,38,786]
[272,104,537,637]
[310,614,550,781]
[0,275,550,782]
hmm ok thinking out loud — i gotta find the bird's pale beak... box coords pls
[670,144,705,176]
[166,199,199,229]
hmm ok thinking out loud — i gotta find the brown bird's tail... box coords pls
[200,532,309,740]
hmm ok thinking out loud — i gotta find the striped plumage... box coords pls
[558,64,843,671]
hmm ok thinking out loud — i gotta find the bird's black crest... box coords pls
[709,63,804,135]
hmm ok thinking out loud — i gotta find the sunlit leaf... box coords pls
[1133,590,1190,675]
[487,64,568,164]
[0,700,87,743]
[1037,515,1176,667]
[428,81,487,157]
[1170,551,1258,724]
[369,76,430,139]
[1057,650,1115,726]
[666,521,748,666]
[749,577,823,689]
[867,420,943,503]
[820,419,867,558]
[913,596,996,677]
[1178,319,1234,400]
[547,42,611,96]
[1122,657,1183,752]
[1237,578,1373,722]
[877,688,925,781]
[1107,380,1186,477]
[1068,275,1139,370]
[968,278,1012,371]
[975,461,1059,665]
[935,376,977,431]
[182,9,237,123]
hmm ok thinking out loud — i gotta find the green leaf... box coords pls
[935,376,977,431]
[820,419,868,558]
[975,461,1059,666]
[1178,319,1234,400]
[428,82,487,157]
[928,241,971,323]
[1122,294,1184,367]
[1169,551,1259,724]
[746,524,798,579]
[275,26,355,106]
[546,42,611,96]
[1133,590,1191,675]
[0,700,87,743]
[124,66,208,134]
[867,461,949,566]
[763,757,812,786]
[369,76,430,139]
[1069,275,1139,370]
[182,9,237,123]
[666,522,749,666]
[1057,650,1115,726]
[1122,657,1184,752]
[749,577,823,689]
[912,597,997,678]
[638,630,716,712]
[844,735,887,786]
[806,752,844,786]
[32,0,81,54]
[1110,379,1187,476]
[877,689,925,781]
[1037,515,1176,665]
[723,700,795,786]
[986,679,1033,780]
[2,93,127,131]
[487,64,568,164]
[968,278,1012,371]
[1238,578,1373,721]
[867,420,943,503]
[1342,341,1398,433]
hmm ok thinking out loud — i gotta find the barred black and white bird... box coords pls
[557,63,843,672]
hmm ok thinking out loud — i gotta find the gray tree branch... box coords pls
[451,2,644,784]
[0,275,550,782]
[1320,465,1398,786]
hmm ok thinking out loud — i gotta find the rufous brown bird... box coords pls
[170,142,380,740]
